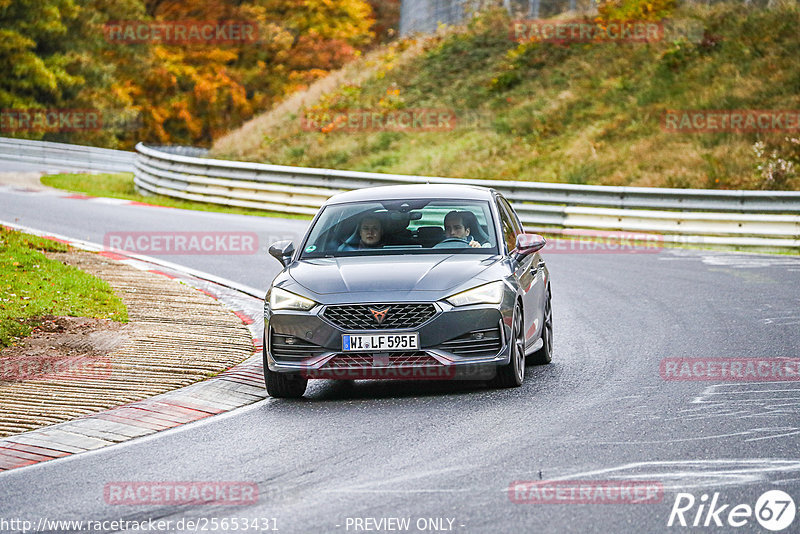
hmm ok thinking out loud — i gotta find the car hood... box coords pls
[286,254,501,296]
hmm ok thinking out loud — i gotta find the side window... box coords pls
[495,199,517,253]
[499,197,523,235]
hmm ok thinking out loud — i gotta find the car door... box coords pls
[496,195,545,350]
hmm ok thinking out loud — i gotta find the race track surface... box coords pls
[2,185,799,533]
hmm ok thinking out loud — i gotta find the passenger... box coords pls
[441,210,482,248]
[339,215,384,251]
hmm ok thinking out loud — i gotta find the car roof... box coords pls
[325,184,497,205]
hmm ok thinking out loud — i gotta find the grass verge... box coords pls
[40,173,311,220]
[0,228,128,348]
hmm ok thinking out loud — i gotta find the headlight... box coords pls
[269,287,317,311]
[446,281,505,307]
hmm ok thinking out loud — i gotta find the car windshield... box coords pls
[300,199,499,258]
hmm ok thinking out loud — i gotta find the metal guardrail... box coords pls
[0,137,135,174]
[1,136,794,249]
[0,137,794,250]
[134,143,800,250]
[152,146,210,158]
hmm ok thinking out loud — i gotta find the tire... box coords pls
[491,304,525,388]
[263,343,307,398]
[529,290,552,365]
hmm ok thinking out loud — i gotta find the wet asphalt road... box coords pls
[1,185,800,533]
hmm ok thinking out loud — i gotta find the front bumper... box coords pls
[264,299,514,380]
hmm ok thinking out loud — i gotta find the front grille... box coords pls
[322,303,436,330]
[325,352,439,368]
[437,326,502,357]
[270,331,327,362]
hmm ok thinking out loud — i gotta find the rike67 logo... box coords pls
[668,490,796,531]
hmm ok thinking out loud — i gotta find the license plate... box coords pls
[342,333,419,352]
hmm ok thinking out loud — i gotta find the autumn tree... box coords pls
[3,0,378,147]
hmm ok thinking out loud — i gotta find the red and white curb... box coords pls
[0,185,179,210]
[0,221,268,473]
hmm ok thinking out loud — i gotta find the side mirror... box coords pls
[513,233,546,260]
[269,240,295,267]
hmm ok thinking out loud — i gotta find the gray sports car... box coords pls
[263,184,552,398]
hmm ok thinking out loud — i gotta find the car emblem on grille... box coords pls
[369,307,390,325]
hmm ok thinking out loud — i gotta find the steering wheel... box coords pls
[437,237,470,245]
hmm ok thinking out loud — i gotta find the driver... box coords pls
[441,210,482,248]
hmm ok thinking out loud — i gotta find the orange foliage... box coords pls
[106,0,376,147]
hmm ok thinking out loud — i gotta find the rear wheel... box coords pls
[529,290,552,365]
[263,343,307,398]
[491,304,525,388]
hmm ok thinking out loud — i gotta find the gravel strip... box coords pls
[0,249,255,438]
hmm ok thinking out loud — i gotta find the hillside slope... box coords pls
[212,3,800,190]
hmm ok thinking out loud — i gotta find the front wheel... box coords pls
[528,290,552,365]
[265,369,308,398]
[263,344,307,398]
[491,304,525,388]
